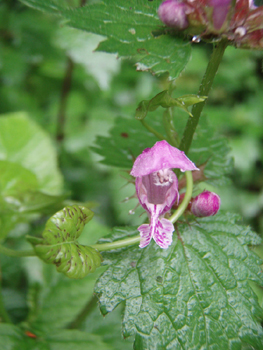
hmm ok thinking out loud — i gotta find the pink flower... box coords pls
[190,190,221,217]
[158,0,263,48]
[130,140,198,249]
[158,0,190,29]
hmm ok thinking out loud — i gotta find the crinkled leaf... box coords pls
[28,205,102,279]
[95,213,263,350]
[0,324,112,350]
[20,0,191,79]
[136,91,206,120]
[91,114,232,186]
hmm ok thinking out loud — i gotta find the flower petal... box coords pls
[153,218,174,249]
[130,140,198,177]
[138,224,152,248]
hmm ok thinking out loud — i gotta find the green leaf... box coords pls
[95,213,263,350]
[29,265,104,332]
[91,114,232,186]
[0,112,63,195]
[188,117,233,187]
[82,303,134,350]
[28,205,102,279]
[136,91,207,120]
[0,324,113,350]
[20,0,191,79]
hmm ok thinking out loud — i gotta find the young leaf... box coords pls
[136,92,207,120]
[27,205,102,279]
[21,0,191,79]
[95,213,263,350]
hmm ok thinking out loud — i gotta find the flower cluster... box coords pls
[158,0,263,49]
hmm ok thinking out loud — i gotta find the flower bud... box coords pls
[190,191,220,217]
[158,0,189,30]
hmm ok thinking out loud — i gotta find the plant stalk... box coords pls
[179,39,228,154]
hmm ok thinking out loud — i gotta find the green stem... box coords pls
[140,119,167,141]
[169,171,193,223]
[0,245,36,258]
[179,39,228,154]
[163,108,179,147]
[91,235,141,251]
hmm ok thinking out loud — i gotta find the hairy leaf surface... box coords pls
[21,0,191,79]
[95,213,263,350]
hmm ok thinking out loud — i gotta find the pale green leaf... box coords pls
[0,112,63,195]
[95,213,263,350]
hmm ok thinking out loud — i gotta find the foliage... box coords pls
[27,205,102,279]
[96,215,263,349]
[0,0,263,350]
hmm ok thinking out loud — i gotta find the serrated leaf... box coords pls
[20,0,191,79]
[28,205,102,279]
[0,324,113,350]
[91,114,232,186]
[136,91,206,120]
[95,213,263,350]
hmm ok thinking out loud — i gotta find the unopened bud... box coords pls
[190,190,220,217]
[158,0,189,30]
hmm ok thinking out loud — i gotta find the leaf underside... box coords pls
[20,0,191,79]
[95,213,263,350]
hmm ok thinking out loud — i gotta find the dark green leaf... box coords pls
[28,205,102,279]
[95,213,263,350]
[136,91,206,120]
[20,0,191,79]
[91,114,232,186]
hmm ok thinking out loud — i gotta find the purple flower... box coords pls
[210,0,232,30]
[190,190,221,217]
[158,0,190,30]
[130,140,198,249]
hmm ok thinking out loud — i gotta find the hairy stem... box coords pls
[179,39,228,154]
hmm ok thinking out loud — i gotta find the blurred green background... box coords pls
[0,0,263,347]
